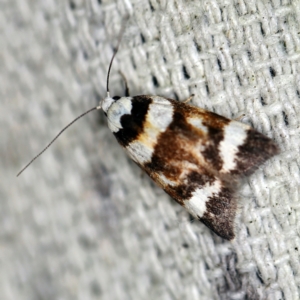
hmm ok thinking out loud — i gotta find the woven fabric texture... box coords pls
[2,0,300,299]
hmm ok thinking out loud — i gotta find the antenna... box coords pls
[17,106,100,177]
[17,18,129,177]
[106,18,128,95]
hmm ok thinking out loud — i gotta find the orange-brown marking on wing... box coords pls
[143,100,224,206]
[144,100,230,183]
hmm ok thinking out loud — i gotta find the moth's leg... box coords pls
[234,114,246,121]
[119,71,130,97]
[183,94,195,103]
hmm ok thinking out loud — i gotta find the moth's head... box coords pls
[101,93,122,114]
[101,94,132,133]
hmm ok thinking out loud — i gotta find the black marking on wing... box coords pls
[199,185,236,240]
[114,96,152,147]
[201,125,226,171]
[232,128,279,175]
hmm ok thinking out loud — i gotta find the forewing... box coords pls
[112,95,278,239]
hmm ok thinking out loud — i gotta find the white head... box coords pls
[102,94,132,132]
[101,92,115,113]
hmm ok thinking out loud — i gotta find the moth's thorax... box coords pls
[101,96,132,132]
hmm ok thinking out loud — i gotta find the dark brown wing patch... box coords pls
[233,128,279,175]
[199,185,236,240]
[114,96,152,147]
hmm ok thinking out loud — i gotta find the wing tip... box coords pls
[198,186,237,240]
[233,128,279,176]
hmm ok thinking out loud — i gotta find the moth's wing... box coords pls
[112,95,277,239]
[112,95,236,239]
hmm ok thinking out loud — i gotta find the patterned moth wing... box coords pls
[104,95,278,240]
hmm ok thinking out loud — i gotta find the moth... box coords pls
[18,26,278,240]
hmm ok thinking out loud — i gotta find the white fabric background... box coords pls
[2,0,300,299]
